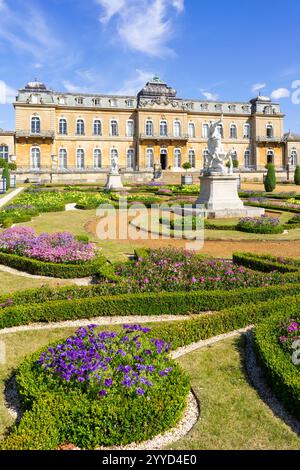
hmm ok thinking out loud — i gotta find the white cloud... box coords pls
[96,0,185,57]
[271,88,291,100]
[96,0,126,23]
[251,83,266,93]
[0,2,62,62]
[62,81,88,93]
[0,80,17,105]
[201,91,219,101]
[112,69,154,95]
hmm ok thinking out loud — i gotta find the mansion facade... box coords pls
[0,76,300,181]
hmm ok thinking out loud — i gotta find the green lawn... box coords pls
[1,328,299,450]
[0,271,72,295]
[171,336,300,450]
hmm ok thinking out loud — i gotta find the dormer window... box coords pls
[126,99,134,108]
[93,98,101,106]
[110,99,118,107]
[215,104,223,112]
[229,104,236,112]
[31,95,39,104]
[75,97,84,105]
[58,97,66,105]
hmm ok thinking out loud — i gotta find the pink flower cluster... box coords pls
[0,227,95,264]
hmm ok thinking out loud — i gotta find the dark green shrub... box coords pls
[264,164,276,192]
[294,165,300,185]
[2,164,10,190]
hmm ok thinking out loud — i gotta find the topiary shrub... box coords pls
[2,164,10,191]
[1,324,190,449]
[264,164,276,192]
[294,165,300,185]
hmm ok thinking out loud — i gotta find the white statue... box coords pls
[111,152,119,174]
[204,115,234,175]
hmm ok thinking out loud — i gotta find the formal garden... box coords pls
[1,180,300,450]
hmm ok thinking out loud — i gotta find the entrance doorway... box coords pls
[160,149,168,170]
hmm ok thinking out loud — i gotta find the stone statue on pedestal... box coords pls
[204,115,234,175]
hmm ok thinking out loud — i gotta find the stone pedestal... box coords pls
[105,173,124,191]
[195,174,265,218]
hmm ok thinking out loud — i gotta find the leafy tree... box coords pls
[182,161,192,171]
[264,164,276,192]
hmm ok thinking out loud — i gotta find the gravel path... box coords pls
[0,264,92,286]
[0,313,196,336]
[0,187,24,209]
[245,331,300,436]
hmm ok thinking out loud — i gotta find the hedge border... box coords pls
[254,306,300,418]
[0,251,107,279]
[1,283,300,329]
[233,252,300,274]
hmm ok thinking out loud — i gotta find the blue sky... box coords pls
[0,0,300,131]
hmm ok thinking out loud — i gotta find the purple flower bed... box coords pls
[38,324,174,398]
[236,214,283,234]
[116,248,288,292]
[247,197,300,211]
[0,227,95,264]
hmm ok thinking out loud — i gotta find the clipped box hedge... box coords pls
[233,252,300,274]
[254,304,300,418]
[0,251,107,279]
[1,283,300,329]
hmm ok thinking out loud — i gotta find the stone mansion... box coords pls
[0,76,300,183]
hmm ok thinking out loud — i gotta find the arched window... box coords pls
[291,149,298,166]
[146,120,153,136]
[94,120,102,136]
[173,121,181,138]
[202,123,209,139]
[110,120,118,136]
[146,148,154,169]
[267,149,274,164]
[266,124,274,138]
[76,149,85,169]
[31,147,41,169]
[174,148,181,168]
[244,123,251,139]
[126,120,134,137]
[160,121,168,137]
[0,145,9,161]
[110,148,118,168]
[59,148,67,169]
[189,149,196,168]
[217,124,224,138]
[127,149,134,169]
[76,119,85,135]
[94,149,102,168]
[244,150,251,168]
[31,116,40,134]
[230,124,237,139]
[59,118,67,135]
[188,123,195,138]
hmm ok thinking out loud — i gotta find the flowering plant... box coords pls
[115,248,288,292]
[278,319,300,352]
[236,214,284,234]
[0,227,95,264]
[37,324,174,399]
